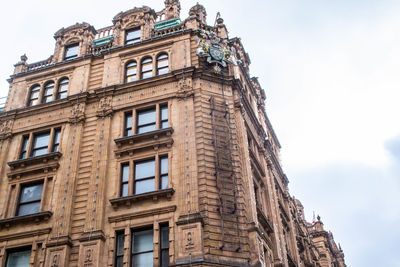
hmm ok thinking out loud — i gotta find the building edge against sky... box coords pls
[0,0,345,266]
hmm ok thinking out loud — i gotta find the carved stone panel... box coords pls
[176,222,203,262]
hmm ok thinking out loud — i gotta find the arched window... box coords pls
[28,84,40,106]
[126,61,137,82]
[157,54,169,75]
[141,57,153,79]
[57,78,69,100]
[42,81,55,103]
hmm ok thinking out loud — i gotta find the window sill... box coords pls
[109,188,175,209]
[114,127,173,157]
[7,152,62,180]
[0,211,53,229]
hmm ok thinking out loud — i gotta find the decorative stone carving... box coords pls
[0,119,13,140]
[189,3,207,24]
[96,96,113,117]
[69,103,85,124]
[176,78,194,99]
[158,0,181,21]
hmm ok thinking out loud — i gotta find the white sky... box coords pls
[1,1,400,266]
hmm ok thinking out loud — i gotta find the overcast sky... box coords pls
[1,1,400,266]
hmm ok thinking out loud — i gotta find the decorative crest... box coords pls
[195,30,236,74]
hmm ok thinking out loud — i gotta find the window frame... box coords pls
[41,81,55,104]
[159,223,170,267]
[125,61,138,83]
[131,227,154,267]
[56,78,69,100]
[123,103,169,137]
[119,154,169,197]
[136,107,157,134]
[28,84,40,107]
[156,53,169,75]
[18,127,62,159]
[5,247,32,267]
[64,43,79,60]
[141,57,153,79]
[115,231,125,267]
[16,181,44,216]
[125,27,141,45]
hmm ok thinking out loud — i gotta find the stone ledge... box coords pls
[0,211,53,229]
[114,127,174,157]
[256,205,274,234]
[0,227,52,242]
[7,152,62,180]
[46,235,73,248]
[79,230,106,242]
[108,205,177,223]
[109,188,175,209]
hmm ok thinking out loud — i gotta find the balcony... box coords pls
[109,188,175,209]
[0,211,53,229]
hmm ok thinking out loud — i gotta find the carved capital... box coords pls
[0,119,13,140]
[96,96,113,117]
[69,103,85,124]
[176,78,194,100]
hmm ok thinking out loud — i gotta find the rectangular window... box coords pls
[52,128,61,152]
[137,108,156,134]
[134,159,155,195]
[160,156,168,190]
[31,131,50,157]
[124,112,133,136]
[160,224,169,267]
[131,228,153,267]
[20,135,29,159]
[125,28,141,45]
[64,43,79,60]
[17,182,43,216]
[6,248,31,267]
[121,163,130,197]
[160,105,168,129]
[115,232,125,267]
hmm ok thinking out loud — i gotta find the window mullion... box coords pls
[155,154,160,191]
[129,162,134,196]
[40,178,48,212]
[156,104,160,130]
[132,109,137,134]
[26,133,34,157]
[48,128,55,153]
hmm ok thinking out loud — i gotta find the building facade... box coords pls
[0,1,346,266]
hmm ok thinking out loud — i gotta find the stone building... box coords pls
[0,1,346,266]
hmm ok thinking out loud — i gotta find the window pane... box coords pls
[161,250,169,267]
[142,58,152,64]
[116,233,125,255]
[133,230,153,253]
[137,109,156,126]
[142,72,153,79]
[158,54,168,60]
[43,96,52,103]
[158,60,168,69]
[32,147,48,157]
[65,44,78,59]
[122,164,130,182]
[135,179,155,194]
[122,183,129,197]
[115,257,123,267]
[6,250,31,267]
[142,64,152,72]
[30,99,39,106]
[31,91,39,99]
[161,121,168,129]
[135,160,155,179]
[58,92,67,99]
[161,175,168,190]
[126,29,140,41]
[20,184,43,202]
[33,132,50,149]
[18,202,40,216]
[158,68,169,75]
[125,113,132,129]
[20,136,29,159]
[137,125,156,134]
[161,226,169,249]
[161,106,168,121]
[132,252,153,267]
[53,129,61,145]
[160,157,168,175]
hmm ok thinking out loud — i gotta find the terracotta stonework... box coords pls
[0,1,345,266]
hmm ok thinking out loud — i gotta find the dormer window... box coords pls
[64,43,79,60]
[125,28,141,45]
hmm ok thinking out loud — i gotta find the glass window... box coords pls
[160,156,168,190]
[31,131,50,157]
[125,112,133,136]
[20,136,29,159]
[6,248,31,267]
[121,164,130,197]
[141,58,153,79]
[160,105,168,129]
[160,225,169,267]
[125,28,141,45]
[52,128,61,152]
[28,85,40,106]
[134,159,155,194]
[115,232,125,267]
[131,228,153,267]
[157,54,169,75]
[57,78,69,100]
[126,61,137,82]
[17,183,43,216]
[42,81,54,103]
[137,108,156,134]
[64,44,79,60]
